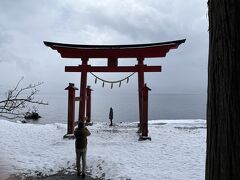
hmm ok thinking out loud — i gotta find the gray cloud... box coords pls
[0,0,208,94]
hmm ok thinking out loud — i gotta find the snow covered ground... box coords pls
[0,119,206,180]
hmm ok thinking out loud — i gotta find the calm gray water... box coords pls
[35,92,207,124]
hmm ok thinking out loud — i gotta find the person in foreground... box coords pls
[74,121,91,178]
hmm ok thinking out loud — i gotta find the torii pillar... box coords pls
[64,83,78,138]
[137,57,145,133]
[139,84,151,141]
[86,85,93,125]
[79,58,89,123]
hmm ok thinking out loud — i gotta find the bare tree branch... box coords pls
[0,77,48,120]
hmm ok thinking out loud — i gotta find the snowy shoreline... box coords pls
[0,119,206,180]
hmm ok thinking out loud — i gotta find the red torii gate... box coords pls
[44,39,185,139]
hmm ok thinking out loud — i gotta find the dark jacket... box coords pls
[109,108,113,120]
[74,127,91,149]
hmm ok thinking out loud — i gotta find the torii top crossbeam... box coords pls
[43,39,185,58]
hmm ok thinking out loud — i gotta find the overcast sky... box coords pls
[0,0,208,94]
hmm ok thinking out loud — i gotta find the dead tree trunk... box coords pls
[206,1,240,180]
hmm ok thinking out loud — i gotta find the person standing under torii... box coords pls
[109,107,113,126]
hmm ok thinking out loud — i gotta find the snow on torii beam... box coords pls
[43,39,186,59]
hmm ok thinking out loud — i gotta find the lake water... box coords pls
[35,92,207,124]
